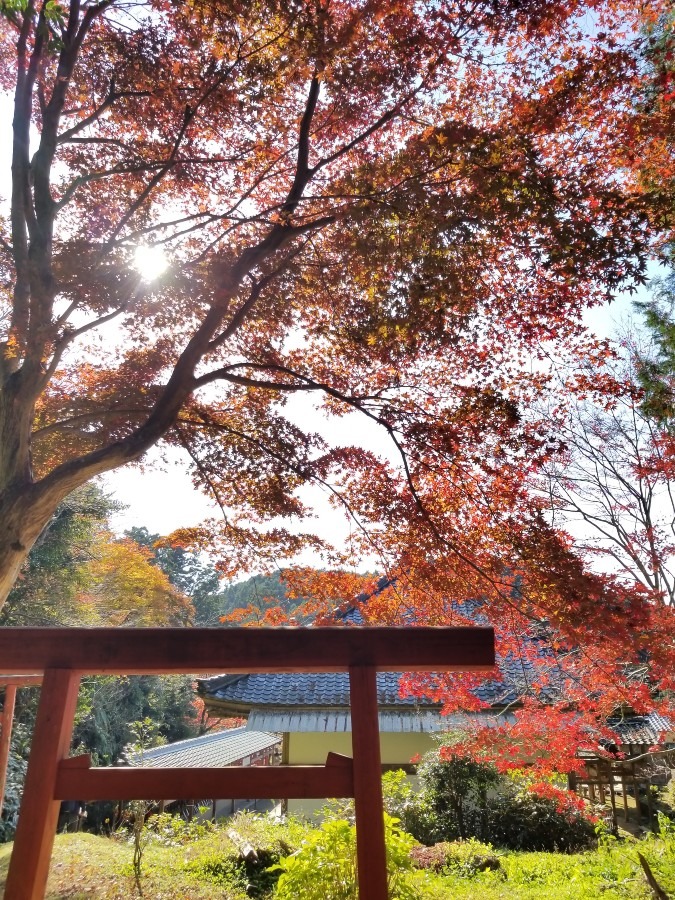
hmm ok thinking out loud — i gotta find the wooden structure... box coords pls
[0,675,42,818]
[0,625,494,900]
[570,754,673,831]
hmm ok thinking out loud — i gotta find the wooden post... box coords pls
[350,665,388,900]
[608,774,617,833]
[646,781,656,832]
[632,766,640,822]
[0,684,17,818]
[5,669,80,900]
[622,775,629,822]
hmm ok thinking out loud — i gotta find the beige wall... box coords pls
[284,730,436,819]
[286,730,437,765]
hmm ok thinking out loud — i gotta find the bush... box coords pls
[381,770,439,846]
[484,783,597,852]
[416,751,500,843]
[184,853,245,888]
[184,812,304,898]
[399,747,598,853]
[410,838,501,875]
[272,814,423,900]
[146,810,216,847]
[322,770,439,845]
[186,846,282,896]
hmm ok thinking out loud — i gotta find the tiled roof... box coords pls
[198,589,557,718]
[201,585,487,716]
[201,671,440,710]
[131,727,280,768]
[198,643,562,717]
[609,712,675,746]
[474,652,565,706]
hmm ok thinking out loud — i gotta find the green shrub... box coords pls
[184,852,245,888]
[322,770,438,845]
[146,810,215,847]
[183,812,305,898]
[410,838,501,875]
[407,747,597,853]
[417,751,500,842]
[272,814,423,900]
[186,846,281,896]
[382,770,439,846]
[485,786,597,852]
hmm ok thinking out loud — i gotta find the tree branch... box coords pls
[103,104,195,244]
[282,74,321,216]
[56,82,152,144]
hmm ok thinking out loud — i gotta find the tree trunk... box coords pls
[0,489,55,604]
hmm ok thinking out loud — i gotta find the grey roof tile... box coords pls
[200,671,440,709]
[608,712,675,746]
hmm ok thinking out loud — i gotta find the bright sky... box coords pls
[102,289,641,549]
[103,394,392,551]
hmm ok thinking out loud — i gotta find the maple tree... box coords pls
[0,0,664,599]
[1,0,675,768]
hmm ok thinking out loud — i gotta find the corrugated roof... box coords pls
[131,727,280,768]
[247,708,453,733]
[245,709,511,733]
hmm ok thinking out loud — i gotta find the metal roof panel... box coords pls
[133,727,280,769]
[245,709,499,733]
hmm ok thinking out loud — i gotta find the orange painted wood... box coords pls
[4,669,80,900]
[350,665,388,900]
[0,684,17,818]
[55,762,354,800]
[0,626,494,674]
[0,675,43,687]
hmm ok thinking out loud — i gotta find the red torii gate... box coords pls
[0,675,42,820]
[0,626,494,900]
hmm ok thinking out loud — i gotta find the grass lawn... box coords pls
[420,841,674,899]
[0,816,674,899]
[0,832,232,899]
